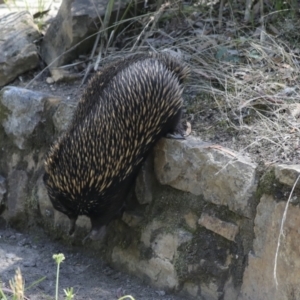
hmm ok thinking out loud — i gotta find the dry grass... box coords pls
[121,1,300,166]
[21,0,300,165]
[77,0,300,165]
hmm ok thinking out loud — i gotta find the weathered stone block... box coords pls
[239,194,300,300]
[112,246,179,290]
[274,164,300,187]
[198,212,239,241]
[154,137,257,218]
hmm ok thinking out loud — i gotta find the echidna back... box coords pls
[44,54,189,236]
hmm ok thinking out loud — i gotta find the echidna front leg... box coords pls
[165,108,185,139]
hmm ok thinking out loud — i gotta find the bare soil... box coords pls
[0,226,184,300]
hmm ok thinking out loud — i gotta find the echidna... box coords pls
[43,52,189,240]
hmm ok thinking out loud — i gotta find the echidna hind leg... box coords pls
[165,108,185,139]
[82,225,107,244]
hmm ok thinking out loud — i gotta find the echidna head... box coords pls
[43,172,78,235]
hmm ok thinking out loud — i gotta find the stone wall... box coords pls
[1,86,300,300]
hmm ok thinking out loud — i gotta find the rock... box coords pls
[34,174,53,219]
[0,86,55,149]
[154,137,258,218]
[0,12,40,86]
[112,246,179,290]
[239,194,300,300]
[274,164,300,187]
[40,0,130,67]
[52,97,77,132]
[46,77,55,84]
[151,230,193,262]
[135,156,154,205]
[198,212,239,242]
[3,170,28,221]
[183,212,198,230]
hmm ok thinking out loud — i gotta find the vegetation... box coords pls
[0,253,136,299]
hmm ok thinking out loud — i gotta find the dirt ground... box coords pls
[0,226,185,300]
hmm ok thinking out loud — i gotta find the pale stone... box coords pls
[274,164,300,187]
[141,220,163,247]
[239,194,300,300]
[151,233,177,261]
[184,212,198,230]
[198,212,239,241]
[154,137,257,218]
[146,257,178,289]
[112,246,178,290]
[146,227,192,262]
[46,77,54,84]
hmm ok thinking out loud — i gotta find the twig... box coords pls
[80,0,105,85]
[131,2,170,52]
[274,174,300,287]
[218,0,225,29]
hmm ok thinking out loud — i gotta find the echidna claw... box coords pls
[165,132,185,140]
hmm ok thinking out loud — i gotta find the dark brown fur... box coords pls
[43,53,189,239]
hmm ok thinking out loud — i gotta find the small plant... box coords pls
[64,287,75,300]
[118,296,136,300]
[0,268,24,300]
